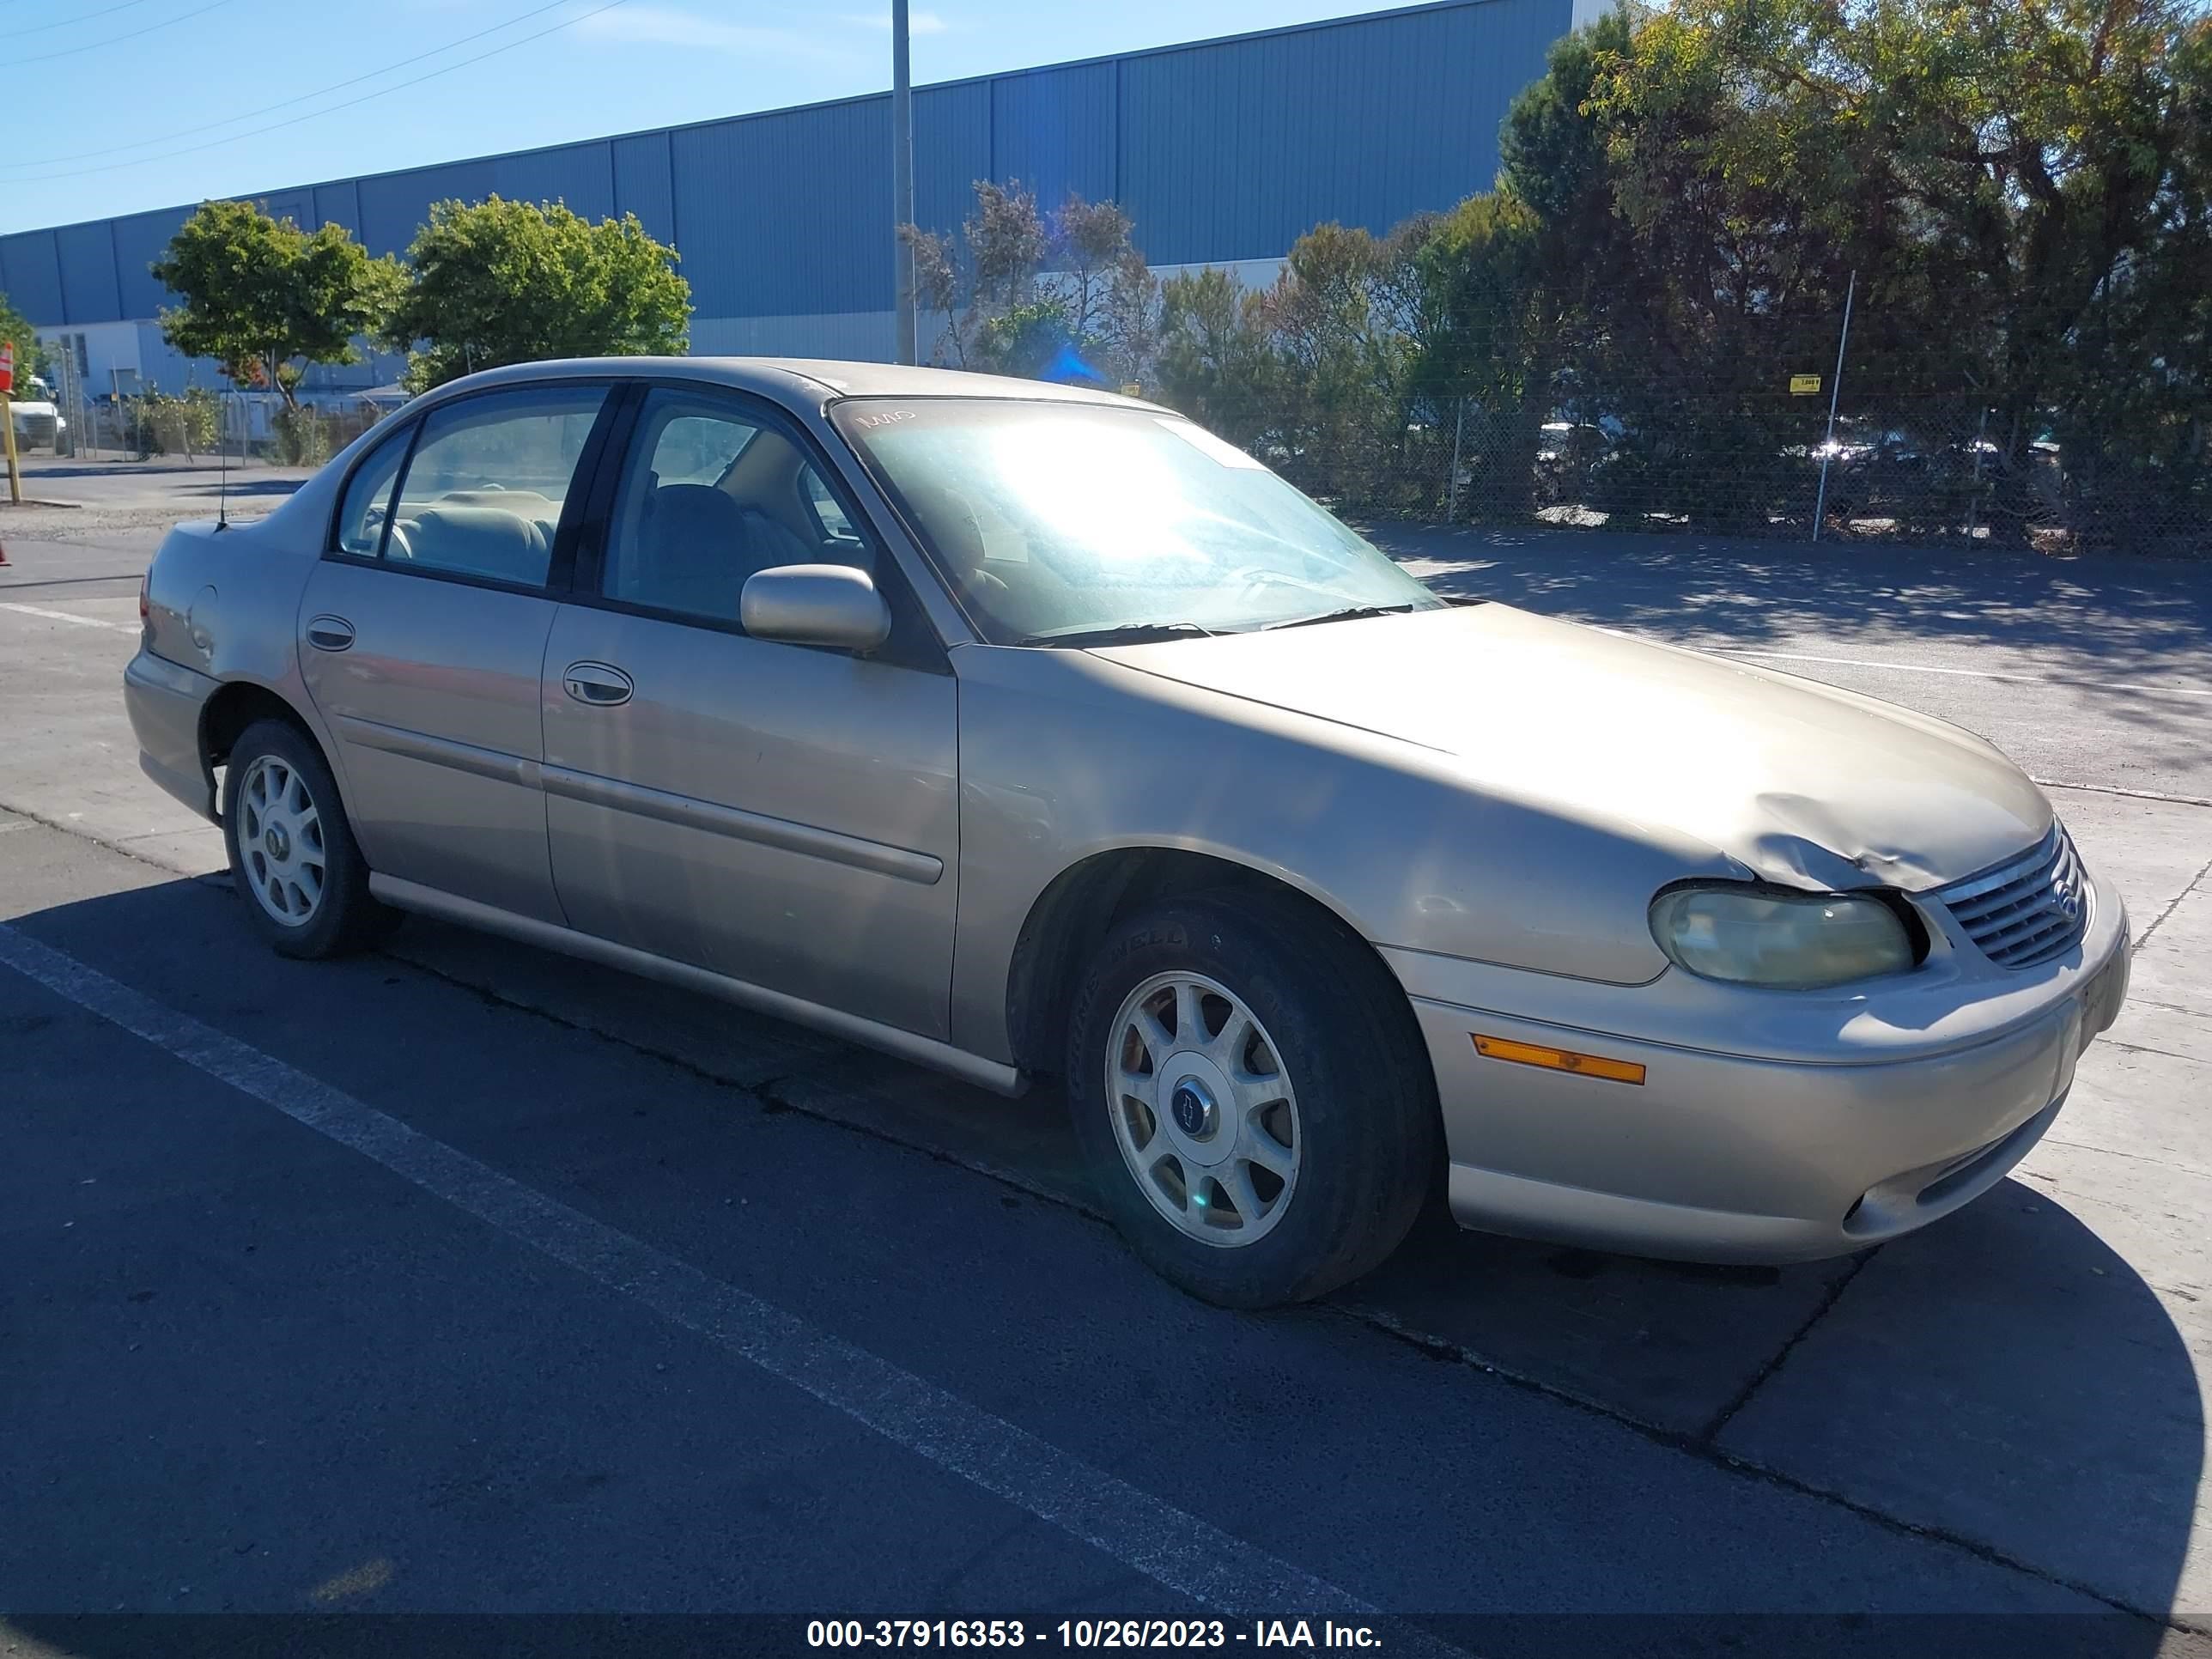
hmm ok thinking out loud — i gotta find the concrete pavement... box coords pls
[4,451,316,518]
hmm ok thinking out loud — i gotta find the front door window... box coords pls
[599,388,871,625]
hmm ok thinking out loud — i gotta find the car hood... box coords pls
[1091,603,2049,893]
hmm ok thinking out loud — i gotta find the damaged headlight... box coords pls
[1649,885,1914,989]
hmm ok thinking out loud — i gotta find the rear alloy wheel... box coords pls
[235,752,326,929]
[1066,892,1439,1308]
[222,719,395,959]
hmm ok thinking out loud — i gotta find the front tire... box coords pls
[1064,892,1439,1308]
[222,719,394,959]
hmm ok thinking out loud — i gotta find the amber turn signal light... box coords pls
[1472,1033,1646,1085]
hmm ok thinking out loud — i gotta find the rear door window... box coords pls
[384,386,607,588]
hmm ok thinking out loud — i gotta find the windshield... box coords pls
[831,398,1443,644]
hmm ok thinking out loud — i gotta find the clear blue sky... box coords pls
[1,0,1382,233]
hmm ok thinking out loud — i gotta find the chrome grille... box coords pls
[1934,824,2089,969]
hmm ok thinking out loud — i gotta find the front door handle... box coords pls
[562,661,634,707]
[306,616,355,652]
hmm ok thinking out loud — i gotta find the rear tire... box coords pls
[1064,891,1439,1308]
[222,719,396,960]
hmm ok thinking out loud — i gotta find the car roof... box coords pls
[413,356,1167,416]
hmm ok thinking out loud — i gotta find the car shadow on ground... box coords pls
[172,477,309,499]
[1365,1184,2206,1623]
[13,873,2200,1631]
[10,464,179,480]
[374,912,2212,1632]
[1370,522,2212,688]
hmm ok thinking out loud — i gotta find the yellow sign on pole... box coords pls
[1790,374,1822,395]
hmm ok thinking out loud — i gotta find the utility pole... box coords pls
[891,0,917,366]
[1810,269,1856,543]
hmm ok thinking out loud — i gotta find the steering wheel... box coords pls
[1224,563,1332,599]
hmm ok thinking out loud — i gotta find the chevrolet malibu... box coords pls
[125,359,2130,1307]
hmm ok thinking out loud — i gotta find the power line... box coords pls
[0,0,599,172]
[17,0,234,64]
[6,0,635,185]
[2,0,162,41]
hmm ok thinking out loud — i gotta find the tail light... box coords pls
[138,570,150,625]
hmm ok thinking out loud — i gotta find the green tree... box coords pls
[902,219,970,366]
[1408,191,1556,517]
[1497,6,1894,528]
[380,197,690,392]
[902,182,1158,385]
[903,179,1056,372]
[1153,267,1279,451]
[1497,0,2212,540]
[151,198,398,409]
[0,289,48,391]
[1051,194,1159,386]
[1845,0,2211,539]
[1255,222,1442,507]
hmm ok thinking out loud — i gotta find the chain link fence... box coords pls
[96,396,382,468]
[1155,262,2208,557]
[1243,383,2208,557]
[40,349,384,470]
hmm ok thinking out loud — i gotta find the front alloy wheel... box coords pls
[1108,971,1301,1246]
[1066,892,1439,1308]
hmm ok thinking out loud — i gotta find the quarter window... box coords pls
[384,386,606,587]
[333,424,411,557]
[801,465,856,540]
[601,389,871,625]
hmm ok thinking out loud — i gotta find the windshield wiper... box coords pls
[1263,603,1421,630]
[1018,621,1218,647]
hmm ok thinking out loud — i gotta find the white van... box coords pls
[9,372,67,452]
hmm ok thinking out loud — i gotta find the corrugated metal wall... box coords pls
[0,229,67,325]
[611,134,677,246]
[4,0,1570,365]
[992,63,1119,211]
[1121,0,1565,260]
[112,208,191,319]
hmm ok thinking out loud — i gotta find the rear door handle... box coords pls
[306,616,355,652]
[562,661,634,707]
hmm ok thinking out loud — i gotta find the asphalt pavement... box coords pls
[2,469,2209,1654]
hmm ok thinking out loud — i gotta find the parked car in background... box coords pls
[354,384,414,419]
[1533,420,1613,507]
[124,358,2130,1307]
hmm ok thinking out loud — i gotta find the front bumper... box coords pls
[125,648,220,822]
[1393,877,2130,1263]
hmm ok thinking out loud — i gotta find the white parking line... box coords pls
[0,602,137,634]
[0,921,1465,1650]
[1710,646,2212,701]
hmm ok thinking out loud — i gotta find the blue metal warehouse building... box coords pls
[3,0,1585,396]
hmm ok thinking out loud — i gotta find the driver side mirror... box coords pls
[739,563,891,653]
